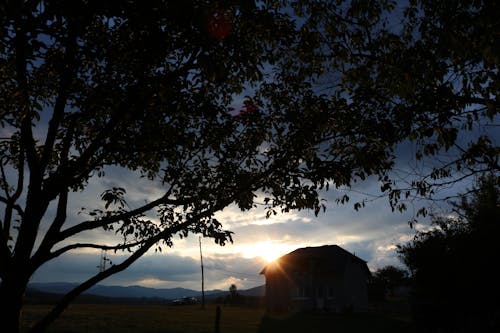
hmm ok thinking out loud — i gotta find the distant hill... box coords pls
[28,282,263,301]
[241,285,265,297]
[25,288,170,305]
[203,284,265,301]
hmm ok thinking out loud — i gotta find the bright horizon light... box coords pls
[241,241,295,263]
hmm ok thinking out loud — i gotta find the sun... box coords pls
[243,241,287,263]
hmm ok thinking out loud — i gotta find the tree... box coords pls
[0,1,398,332]
[227,283,242,305]
[279,0,499,215]
[229,284,238,298]
[371,265,408,298]
[397,175,500,332]
[1,1,498,332]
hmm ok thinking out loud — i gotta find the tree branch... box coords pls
[14,15,40,176]
[30,188,68,267]
[1,151,24,243]
[40,20,78,174]
[0,197,24,220]
[43,241,146,263]
[29,212,211,333]
[454,94,499,109]
[55,194,171,242]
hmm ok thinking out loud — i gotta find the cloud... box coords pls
[31,249,266,291]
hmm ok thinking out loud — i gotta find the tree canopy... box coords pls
[397,175,500,332]
[0,1,498,332]
[370,265,408,298]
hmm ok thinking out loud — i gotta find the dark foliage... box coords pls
[0,1,498,332]
[369,265,409,301]
[398,176,500,332]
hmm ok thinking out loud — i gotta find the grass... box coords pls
[260,311,414,333]
[21,302,415,333]
[22,304,265,333]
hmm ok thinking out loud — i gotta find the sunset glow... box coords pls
[242,241,292,263]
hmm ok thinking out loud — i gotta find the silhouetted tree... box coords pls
[227,283,243,305]
[371,265,409,298]
[398,175,500,332]
[229,284,238,298]
[0,1,498,332]
[279,0,500,216]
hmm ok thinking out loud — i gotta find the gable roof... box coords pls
[260,245,370,276]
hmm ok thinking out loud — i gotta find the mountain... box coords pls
[29,282,226,300]
[241,285,265,297]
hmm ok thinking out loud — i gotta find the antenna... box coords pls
[97,250,110,273]
[199,236,205,309]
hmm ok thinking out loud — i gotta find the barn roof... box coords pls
[260,245,370,276]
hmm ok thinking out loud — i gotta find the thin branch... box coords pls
[453,94,499,108]
[1,159,24,244]
[0,165,14,237]
[0,196,25,219]
[0,163,11,199]
[58,81,151,193]
[45,241,145,262]
[55,194,172,242]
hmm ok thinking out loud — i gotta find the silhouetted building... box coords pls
[260,245,370,313]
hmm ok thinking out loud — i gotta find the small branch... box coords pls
[0,196,25,219]
[55,194,171,242]
[453,94,498,108]
[44,241,145,262]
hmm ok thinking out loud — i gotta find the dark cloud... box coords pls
[31,250,266,291]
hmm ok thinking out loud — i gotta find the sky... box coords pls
[30,142,448,292]
[32,180,421,292]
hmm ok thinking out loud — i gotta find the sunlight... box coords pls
[242,241,290,263]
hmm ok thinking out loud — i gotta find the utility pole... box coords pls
[199,236,205,309]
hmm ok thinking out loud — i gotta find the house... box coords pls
[260,245,371,313]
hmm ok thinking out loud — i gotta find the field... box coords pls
[22,301,415,333]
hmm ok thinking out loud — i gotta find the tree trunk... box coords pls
[0,274,28,333]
